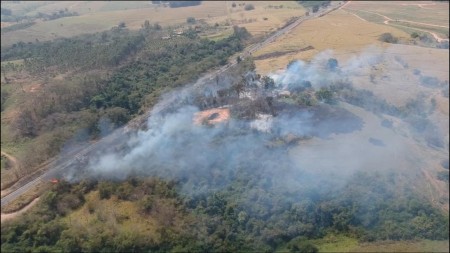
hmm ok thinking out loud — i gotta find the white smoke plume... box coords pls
[67,46,447,203]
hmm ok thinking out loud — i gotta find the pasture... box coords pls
[1,1,306,47]
[343,1,449,40]
[253,9,410,74]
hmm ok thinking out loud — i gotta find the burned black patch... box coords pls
[207,113,220,120]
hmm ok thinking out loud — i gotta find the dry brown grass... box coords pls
[207,1,305,36]
[253,9,411,74]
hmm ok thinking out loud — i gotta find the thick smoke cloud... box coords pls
[75,46,446,201]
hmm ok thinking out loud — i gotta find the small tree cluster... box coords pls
[379,33,398,43]
[244,4,255,11]
[186,17,196,24]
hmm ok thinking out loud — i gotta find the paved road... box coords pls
[1,1,345,208]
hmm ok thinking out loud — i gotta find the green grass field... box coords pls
[276,233,449,252]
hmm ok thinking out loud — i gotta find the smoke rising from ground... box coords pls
[73,46,447,203]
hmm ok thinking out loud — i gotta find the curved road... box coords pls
[1,1,345,208]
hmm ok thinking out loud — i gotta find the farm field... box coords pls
[253,8,410,74]
[1,1,306,47]
[253,1,449,74]
[343,1,449,27]
[342,1,449,42]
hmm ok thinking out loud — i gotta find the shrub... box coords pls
[244,4,255,11]
[315,87,334,104]
[437,171,449,182]
[441,159,449,170]
[98,181,114,199]
[326,58,338,71]
[379,33,398,43]
[187,17,196,24]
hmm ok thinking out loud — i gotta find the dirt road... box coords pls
[343,6,449,43]
[1,197,40,223]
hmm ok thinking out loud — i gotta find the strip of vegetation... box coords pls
[0,21,35,34]
[35,9,79,21]
[297,0,330,13]
[1,170,448,252]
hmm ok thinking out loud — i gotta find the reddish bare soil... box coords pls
[193,108,230,125]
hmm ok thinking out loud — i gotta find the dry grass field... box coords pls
[1,1,306,47]
[206,1,305,37]
[253,9,410,74]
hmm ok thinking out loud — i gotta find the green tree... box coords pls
[315,87,333,104]
[187,17,196,24]
[262,76,275,89]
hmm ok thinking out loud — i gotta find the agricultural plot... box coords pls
[343,1,449,41]
[1,1,227,46]
[253,9,410,74]
[1,1,306,47]
[206,1,305,37]
[344,1,449,27]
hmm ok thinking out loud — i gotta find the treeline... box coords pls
[151,1,202,8]
[96,29,246,114]
[0,8,78,23]
[2,29,146,72]
[0,21,35,34]
[35,9,79,21]
[1,170,448,252]
[297,0,330,12]
[1,7,12,16]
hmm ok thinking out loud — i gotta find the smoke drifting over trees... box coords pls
[68,47,448,241]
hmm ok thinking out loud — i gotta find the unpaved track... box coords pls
[0,1,346,209]
[1,197,40,223]
[343,6,449,43]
